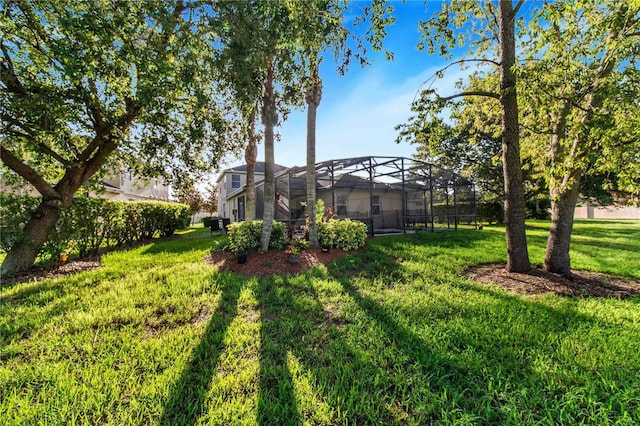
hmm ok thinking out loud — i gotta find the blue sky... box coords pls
[218,1,471,171]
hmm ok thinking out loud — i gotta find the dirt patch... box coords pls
[1,258,102,287]
[466,264,640,299]
[204,248,351,276]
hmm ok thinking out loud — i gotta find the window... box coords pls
[231,174,241,189]
[372,195,381,215]
[336,194,347,216]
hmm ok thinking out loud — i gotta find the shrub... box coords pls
[0,193,40,252]
[268,221,289,250]
[331,219,368,251]
[227,220,289,254]
[526,198,551,220]
[227,220,262,254]
[478,200,504,224]
[316,218,367,251]
[63,198,124,256]
[317,221,335,248]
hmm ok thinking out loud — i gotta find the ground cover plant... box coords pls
[1,220,639,424]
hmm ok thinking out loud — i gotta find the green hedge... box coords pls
[0,193,190,260]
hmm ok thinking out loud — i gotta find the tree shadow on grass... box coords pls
[255,271,397,424]
[255,277,302,425]
[326,242,640,423]
[160,274,243,426]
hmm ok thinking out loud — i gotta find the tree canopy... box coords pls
[397,0,639,277]
[1,0,252,276]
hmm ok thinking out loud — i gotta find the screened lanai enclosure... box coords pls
[250,156,477,236]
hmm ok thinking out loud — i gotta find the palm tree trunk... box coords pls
[305,67,322,248]
[245,108,258,221]
[260,61,277,252]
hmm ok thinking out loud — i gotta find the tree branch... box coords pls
[513,0,525,17]
[0,144,61,200]
[81,98,141,182]
[439,91,501,101]
[2,113,72,166]
[0,42,27,96]
[1,113,35,137]
[414,58,500,102]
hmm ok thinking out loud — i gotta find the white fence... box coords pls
[575,205,640,220]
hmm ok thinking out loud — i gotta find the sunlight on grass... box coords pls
[1,220,639,424]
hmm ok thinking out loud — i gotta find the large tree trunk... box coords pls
[545,174,581,277]
[499,0,530,273]
[543,102,576,277]
[1,115,137,278]
[260,62,277,252]
[305,68,322,248]
[0,162,86,279]
[0,198,64,279]
[543,27,617,277]
[245,109,258,221]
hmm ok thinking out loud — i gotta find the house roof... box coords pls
[222,156,474,201]
[222,161,287,174]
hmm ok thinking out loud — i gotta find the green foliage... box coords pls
[478,200,504,225]
[318,219,368,251]
[317,221,335,248]
[519,0,640,199]
[227,220,288,254]
[0,194,189,261]
[294,239,310,251]
[64,198,125,257]
[173,177,204,221]
[315,198,325,224]
[0,194,40,252]
[1,1,241,186]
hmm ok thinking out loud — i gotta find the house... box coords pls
[216,162,288,222]
[1,169,170,202]
[99,171,170,201]
[216,156,477,235]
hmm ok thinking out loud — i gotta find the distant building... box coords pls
[99,171,170,201]
[216,162,287,222]
[1,170,170,202]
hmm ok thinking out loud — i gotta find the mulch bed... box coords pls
[1,257,102,287]
[204,248,351,276]
[466,264,640,299]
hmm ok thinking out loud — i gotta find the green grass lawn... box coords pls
[1,220,639,425]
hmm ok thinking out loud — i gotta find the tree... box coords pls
[399,0,531,272]
[400,1,639,278]
[0,1,242,277]
[401,72,547,217]
[305,64,323,247]
[209,1,306,252]
[296,0,395,250]
[214,0,393,252]
[519,0,640,277]
[174,178,204,224]
[203,182,218,216]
